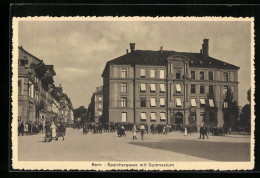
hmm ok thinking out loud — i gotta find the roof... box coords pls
[102,50,239,76]
[18,46,43,63]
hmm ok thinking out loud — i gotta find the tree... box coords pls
[223,88,239,127]
[239,88,251,132]
[73,106,88,124]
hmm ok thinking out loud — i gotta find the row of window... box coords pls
[121,112,166,122]
[120,68,232,81]
[121,83,229,96]
[120,97,216,108]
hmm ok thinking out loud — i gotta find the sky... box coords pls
[18,19,252,109]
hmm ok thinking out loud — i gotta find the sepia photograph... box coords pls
[11,17,254,170]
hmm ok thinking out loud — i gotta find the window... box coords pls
[121,68,127,78]
[191,98,196,107]
[160,84,166,92]
[208,71,214,80]
[151,112,156,120]
[140,84,146,92]
[19,59,28,67]
[18,80,22,95]
[122,112,127,122]
[191,84,196,94]
[223,86,228,98]
[176,84,181,93]
[176,98,182,107]
[140,69,145,78]
[200,99,206,107]
[160,112,166,120]
[176,70,181,79]
[121,97,127,107]
[150,69,155,78]
[98,104,102,109]
[224,102,228,108]
[98,111,102,116]
[209,99,214,107]
[200,71,204,80]
[160,69,165,79]
[160,98,165,107]
[121,83,127,93]
[140,112,146,120]
[140,97,146,107]
[223,72,228,81]
[209,85,214,94]
[150,84,156,92]
[170,63,174,74]
[190,71,195,79]
[150,98,156,107]
[98,96,102,101]
[200,85,204,94]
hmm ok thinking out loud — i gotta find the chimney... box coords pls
[202,39,209,59]
[126,49,129,54]
[129,43,135,53]
[160,46,163,54]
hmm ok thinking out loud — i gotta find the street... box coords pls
[18,128,251,162]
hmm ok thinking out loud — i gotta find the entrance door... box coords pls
[175,112,183,124]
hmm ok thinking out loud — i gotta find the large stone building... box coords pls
[18,46,74,124]
[87,86,103,123]
[102,39,239,127]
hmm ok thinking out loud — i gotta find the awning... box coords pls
[209,99,214,107]
[200,99,206,105]
[176,84,181,92]
[140,69,145,77]
[191,98,196,107]
[141,84,146,91]
[150,84,156,91]
[150,98,156,107]
[150,113,156,120]
[160,84,166,92]
[160,98,165,106]
[160,113,166,120]
[176,98,182,106]
[140,112,146,120]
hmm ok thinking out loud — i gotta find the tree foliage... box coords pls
[73,106,88,120]
[223,88,239,127]
[239,104,251,128]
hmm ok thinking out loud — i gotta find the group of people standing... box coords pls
[18,121,44,136]
[44,121,66,142]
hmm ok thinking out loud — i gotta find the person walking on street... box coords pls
[184,126,188,136]
[132,125,137,140]
[199,125,204,139]
[140,124,145,140]
[25,122,29,135]
[28,121,32,135]
[50,122,57,140]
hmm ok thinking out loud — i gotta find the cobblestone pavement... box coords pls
[18,128,251,162]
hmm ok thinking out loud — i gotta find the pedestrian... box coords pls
[28,121,32,135]
[163,125,166,135]
[18,121,24,136]
[199,125,204,139]
[140,124,145,140]
[25,122,29,135]
[132,125,137,140]
[50,122,57,140]
[229,127,232,135]
[203,126,209,139]
[184,126,187,136]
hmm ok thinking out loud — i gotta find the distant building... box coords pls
[18,46,73,124]
[102,39,240,127]
[87,86,103,123]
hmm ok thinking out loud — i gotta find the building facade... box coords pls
[102,39,239,127]
[18,46,74,124]
[87,86,103,123]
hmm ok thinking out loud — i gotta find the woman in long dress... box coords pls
[184,126,188,136]
[50,122,57,139]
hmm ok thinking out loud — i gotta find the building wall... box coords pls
[103,55,239,127]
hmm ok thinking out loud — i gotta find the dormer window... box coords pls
[19,59,28,67]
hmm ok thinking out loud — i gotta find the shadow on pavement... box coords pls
[129,139,250,161]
